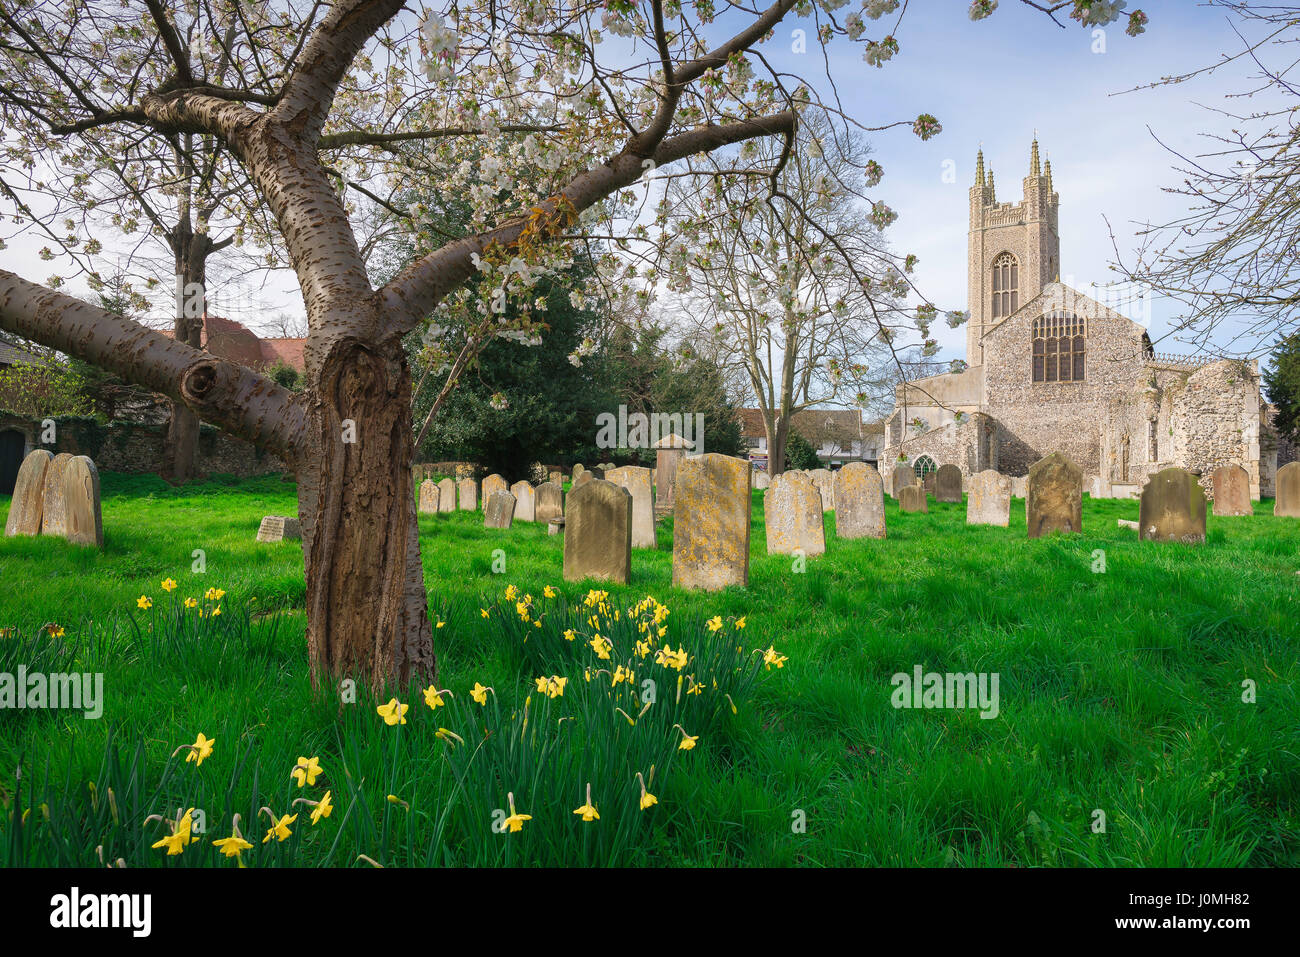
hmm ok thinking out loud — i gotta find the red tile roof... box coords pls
[157,316,306,373]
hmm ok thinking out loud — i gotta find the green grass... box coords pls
[1,470,1297,866]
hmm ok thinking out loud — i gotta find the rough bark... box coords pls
[163,228,212,483]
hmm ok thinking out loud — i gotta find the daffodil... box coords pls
[213,815,253,862]
[183,597,198,609]
[706,615,723,633]
[676,725,699,751]
[590,635,611,660]
[534,676,550,695]
[423,685,445,709]
[504,584,518,601]
[563,629,576,642]
[136,595,153,610]
[436,619,445,629]
[543,585,557,599]
[573,783,599,822]
[376,698,409,725]
[160,578,178,593]
[480,608,489,619]
[47,624,65,638]
[470,682,491,706]
[262,811,297,844]
[501,791,531,833]
[735,616,747,630]
[185,732,215,767]
[204,587,226,601]
[635,772,657,811]
[290,756,323,788]
[762,646,788,670]
[310,791,333,825]
[151,808,199,856]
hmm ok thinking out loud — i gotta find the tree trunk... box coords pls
[163,231,210,483]
[766,415,789,477]
[296,335,436,694]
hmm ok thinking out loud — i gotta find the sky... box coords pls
[2,1,1287,366]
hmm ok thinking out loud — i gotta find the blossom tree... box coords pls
[0,0,1146,691]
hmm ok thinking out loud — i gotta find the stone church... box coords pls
[882,139,1293,499]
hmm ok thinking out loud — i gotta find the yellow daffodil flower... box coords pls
[543,586,557,599]
[563,629,576,642]
[185,732,215,767]
[423,685,445,709]
[501,791,530,833]
[160,578,178,593]
[735,616,747,630]
[204,587,226,601]
[762,646,788,670]
[573,783,599,822]
[480,608,489,619]
[136,595,153,610]
[262,812,297,844]
[706,615,723,633]
[471,682,490,706]
[184,597,198,609]
[290,756,323,788]
[310,791,333,825]
[151,808,198,856]
[376,698,409,725]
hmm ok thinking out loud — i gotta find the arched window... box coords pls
[913,455,937,479]
[1032,311,1086,383]
[991,252,1018,319]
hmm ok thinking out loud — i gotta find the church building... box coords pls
[882,139,1292,499]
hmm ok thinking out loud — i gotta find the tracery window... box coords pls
[1032,311,1086,383]
[991,252,1018,319]
[913,455,937,480]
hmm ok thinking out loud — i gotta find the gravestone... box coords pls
[4,448,52,537]
[482,473,508,503]
[417,479,440,515]
[457,478,478,511]
[563,479,631,584]
[39,452,74,538]
[1026,451,1083,538]
[549,470,563,486]
[922,472,936,494]
[808,468,835,511]
[571,463,585,484]
[1210,464,1252,517]
[833,462,886,539]
[510,481,535,522]
[672,453,751,590]
[1139,467,1207,543]
[764,471,825,556]
[62,455,103,547]
[536,481,564,523]
[891,463,916,499]
[1010,475,1027,499]
[966,470,1011,527]
[753,470,771,490]
[573,470,593,488]
[897,484,928,514]
[484,489,516,529]
[548,518,565,536]
[605,465,656,549]
[257,515,302,542]
[437,478,456,513]
[1273,461,1299,518]
[653,432,694,517]
[934,464,963,503]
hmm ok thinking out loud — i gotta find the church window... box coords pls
[1032,312,1086,383]
[913,455,937,480]
[991,253,1018,318]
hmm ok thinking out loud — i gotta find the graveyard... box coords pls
[2,461,1297,867]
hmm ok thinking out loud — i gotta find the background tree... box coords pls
[0,0,1146,692]
[783,428,821,471]
[1265,332,1300,442]
[0,361,90,419]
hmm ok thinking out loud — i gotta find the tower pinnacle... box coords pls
[975,147,985,187]
[1030,137,1041,177]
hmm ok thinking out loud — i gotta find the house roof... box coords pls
[0,340,46,367]
[158,316,306,373]
[737,407,869,446]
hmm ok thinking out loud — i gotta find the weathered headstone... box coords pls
[571,463,585,484]
[753,470,771,490]
[1139,467,1207,543]
[897,484,928,514]
[764,471,825,556]
[457,477,478,511]
[563,479,631,584]
[808,468,835,511]
[257,515,302,542]
[548,518,565,536]
[922,472,937,494]
[482,473,508,502]
[39,452,74,538]
[1026,452,1082,538]
[833,462,885,539]
[573,470,593,488]
[4,448,51,537]
[934,464,963,503]
[966,470,1011,527]
[653,432,694,517]
[62,455,103,547]
[417,479,440,515]
[605,465,656,549]
[437,477,456,513]
[1010,475,1028,499]
[1210,464,1252,517]
[1273,461,1299,518]
[672,453,751,590]
[510,481,536,522]
[549,470,564,487]
[536,481,564,523]
[891,463,916,499]
[484,489,516,529]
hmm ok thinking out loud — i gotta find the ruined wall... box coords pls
[881,413,996,492]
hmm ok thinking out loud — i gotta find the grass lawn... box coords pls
[1,470,1297,866]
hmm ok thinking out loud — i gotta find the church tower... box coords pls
[965,138,1060,367]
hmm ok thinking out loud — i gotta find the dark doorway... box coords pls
[0,430,25,495]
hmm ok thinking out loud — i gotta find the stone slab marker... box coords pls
[891,463,916,499]
[1274,461,1299,518]
[563,479,631,584]
[1011,476,1028,499]
[482,473,508,502]
[418,479,440,515]
[672,453,751,590]
[934,464,963,503]
[457,477,478,511]
[833,462,885,539]
[257,515,302,542]
[1026,451,1083,538]
[764,471,825,556]
[39,452,74,538]
[510,481,535,522]
[4,448,52,537]
[571,463,585,484]
[897,484,928,514]
[1210,465,1251,517]
[606,465,656,549]
[967,470,1011,527]
[63,455,103,547]
[808,468,835,511]
[549,471,563,486]
[536,481,564,523]
[653,433,694,517]
[437,478,456,513]
[1138,468,1206,543]
[573,470,593,488]
[753,471,771,490]
[484,489,516,529]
